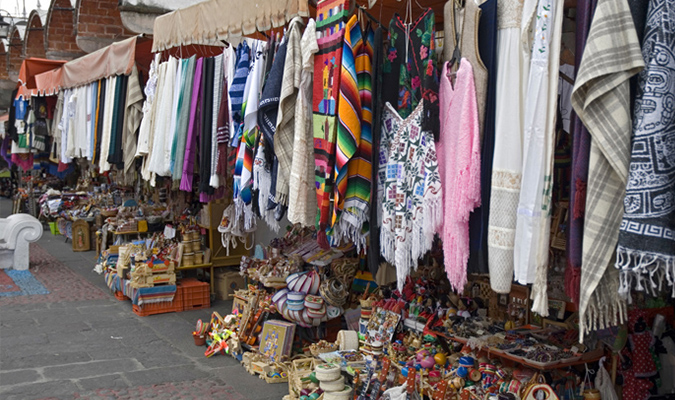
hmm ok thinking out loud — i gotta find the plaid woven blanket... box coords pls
[571,0,644,341]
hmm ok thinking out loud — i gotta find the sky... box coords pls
[0,0,44,20]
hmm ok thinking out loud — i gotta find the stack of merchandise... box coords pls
[314,363,351,400]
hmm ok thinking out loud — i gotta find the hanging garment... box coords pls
[566,0,598,304]
[288,18,320,228]
[237,40,266,205]
[367,26,385,276]
[101,77,118,172]
[209,54,223,189]
[172,56,196,188]
[59,89,74,165]
[84,83,94,160]
[616,0,675,299]
[380,102,443,292]
[274,16,305,208]
[108,74,129,167]
[313,0,350,247]
[97,79,113,171]
[382,7,440,139]
[444,0,488,141]
[122,66,143,185]
[230,42,251,125]
[215,47,236,191]
[334,19,375,251]
[180,57,205,192]
[165,57,183,173]
[437,59,481,293]
[571,0,644,341]
[148,57,178,178]
[514,0,564,316]
[333,15,363,230]
[137,54,160,179]
[50,92,64,164]
[468,0,498,274]
[487,0,526,294]
[87,82,97,160]
[199,56,216,198]
[93,80,105,165]
[257,35,287,229]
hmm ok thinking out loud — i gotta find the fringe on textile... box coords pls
[579,268,627,343]
[616,245,675,301]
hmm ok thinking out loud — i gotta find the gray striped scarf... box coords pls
[571,0,644,342]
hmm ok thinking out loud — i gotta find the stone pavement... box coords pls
[0,199,288,400]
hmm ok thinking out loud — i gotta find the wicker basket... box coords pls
[287,357,322,400]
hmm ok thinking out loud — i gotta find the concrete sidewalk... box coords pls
[0,199,287,400]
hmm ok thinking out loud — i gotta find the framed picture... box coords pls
[548,299,567,320]
[72,220,90,252]
[259,320,296,362]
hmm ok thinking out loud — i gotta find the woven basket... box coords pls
[287,357,321,400]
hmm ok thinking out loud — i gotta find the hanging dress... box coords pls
[486,0,526,294]
[380,102,443,292]
[437,59,482,293]
[382,7,440,139]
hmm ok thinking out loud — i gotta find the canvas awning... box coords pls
[60,36,153,89]
[16,58,67,99]
[152,0,310,52]
[31,36,154,94]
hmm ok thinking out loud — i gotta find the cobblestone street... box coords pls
[0,200,287,400]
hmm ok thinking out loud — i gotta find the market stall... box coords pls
[6,0,671,398]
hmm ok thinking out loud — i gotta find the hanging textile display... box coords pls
[274,17,305,211]
[287,18,320,228]
[258,38,286,230]
[122,66,143,185]
[571,0,644,340]
[108,74,129,168]
[367,26,385,276]
[313,0,350,247]
[199,56,217,201]
[566,0,598,305]
[467,0,498,275]
[514,0,564,316]
[380,102,443,292]
[487,0,526,294]
[208,55,223,191]
[180,57,205,192]
[616,0,675,299]
[215,47,236,193]
[171,56,197,188]
[382,6,440,139]
[137,54,160,181]
[437,59,481,293]
[148,57,178,179]
[332,14,375,251]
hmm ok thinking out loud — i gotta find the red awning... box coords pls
[16,58,67,99]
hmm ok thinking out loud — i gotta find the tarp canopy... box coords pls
[60,36,153,89]
[32,36,154,94]
[152,0,310,52]
[16,58,67,99]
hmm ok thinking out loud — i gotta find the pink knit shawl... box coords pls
[437,59,482,293]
